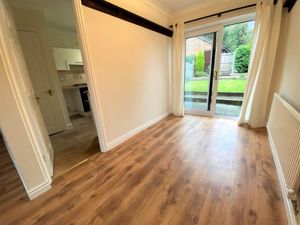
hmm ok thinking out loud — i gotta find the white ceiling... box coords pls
[155,0,232,11]
[8,0,76,33]
[8,0,252,30]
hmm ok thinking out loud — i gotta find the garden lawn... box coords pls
[185,79,247,93]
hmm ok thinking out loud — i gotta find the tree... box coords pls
[223,22,254,52]
[195,50,205,76]
[234,44,251,73]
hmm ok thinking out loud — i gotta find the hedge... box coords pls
[234,44,251,73]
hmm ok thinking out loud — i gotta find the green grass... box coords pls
[185,79,247,93]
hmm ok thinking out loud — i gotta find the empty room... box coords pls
[0,0,299,225]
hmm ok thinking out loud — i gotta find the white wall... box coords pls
[47,28,80,49]
[80,1,171,144]
[268,3,300,114]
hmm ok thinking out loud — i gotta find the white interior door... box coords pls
[0,0,54,176]
[17,30,65,135]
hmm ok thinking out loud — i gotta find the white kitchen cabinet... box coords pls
[52,48,83,70]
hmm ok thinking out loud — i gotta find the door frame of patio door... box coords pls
[184,26,223,117]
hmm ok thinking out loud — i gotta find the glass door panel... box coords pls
[184,20,254,117]
[215,20,255,117]
[184,32,217,115]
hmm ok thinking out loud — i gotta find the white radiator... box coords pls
[268,93,300,220]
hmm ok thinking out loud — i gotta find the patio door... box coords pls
[184,28,223,116]
[184,20,255,117]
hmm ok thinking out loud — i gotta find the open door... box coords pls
[0,0,54,176]
[17,29,65,135]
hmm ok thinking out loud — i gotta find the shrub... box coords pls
[198,71,208,77]
[234,44,252,73]
[195,50,205,76]
[185,54,195,64]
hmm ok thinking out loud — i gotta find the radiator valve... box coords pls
[288,189,298,215]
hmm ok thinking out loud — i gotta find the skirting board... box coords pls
[3,138,52,200]
[106,112,170,150]
[66,122,73,130]
[267,126,298,225]
[27,181,52,200]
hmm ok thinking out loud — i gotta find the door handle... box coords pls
[213,71,218,80]
[35,95,40,102]
[47,89,54,96]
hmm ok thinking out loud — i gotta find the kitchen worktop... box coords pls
[62,84,87,89]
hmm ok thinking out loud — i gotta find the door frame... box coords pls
[0,0,52,187]
[73,0,108,152]
[184,14,256,118]
[12,0,109,153]
[0,0,108,183]
[184,26,223,117]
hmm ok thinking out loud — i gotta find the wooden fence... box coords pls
[185,52,235,77]
[220,53,234,75]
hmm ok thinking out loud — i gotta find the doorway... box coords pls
[8,0,101,177]
[184,20,255,117]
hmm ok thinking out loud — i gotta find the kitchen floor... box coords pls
[50,115,100,176]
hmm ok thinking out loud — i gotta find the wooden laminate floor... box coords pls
[0,136,26,201]
[0,115,287,225]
